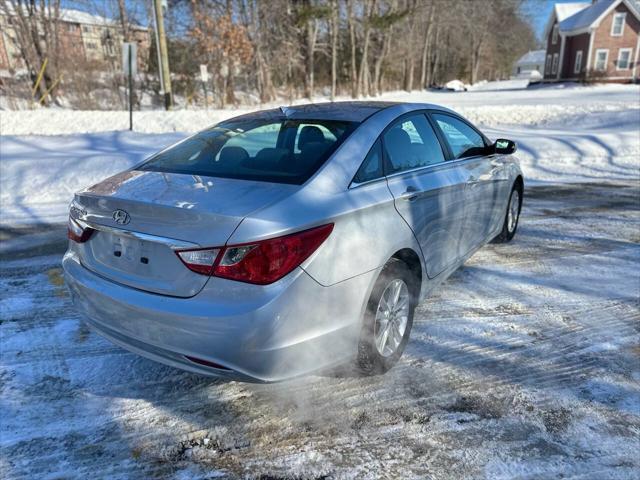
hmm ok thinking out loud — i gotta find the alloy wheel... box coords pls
[507,190,520,233]
[374,279,410,357]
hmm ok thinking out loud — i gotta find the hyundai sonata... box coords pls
[63,102,523,382]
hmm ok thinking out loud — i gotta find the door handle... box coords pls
[467,175,479,186]
[399,186,419,201]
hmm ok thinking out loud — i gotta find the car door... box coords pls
[430,112,500,256]
[382,113,467,278]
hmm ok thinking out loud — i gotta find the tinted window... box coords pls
[432,113,486,159]
[353,140,383,184]
[139,119,357,185]
[383,114,445,174]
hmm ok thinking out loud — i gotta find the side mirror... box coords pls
[493,138,517,155]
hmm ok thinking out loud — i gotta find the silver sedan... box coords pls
[63,102,523,382]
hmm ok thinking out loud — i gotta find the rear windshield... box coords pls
[138,118,358,184]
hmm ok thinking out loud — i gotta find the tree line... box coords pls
[164,0,536,106]
[2,0,537,109]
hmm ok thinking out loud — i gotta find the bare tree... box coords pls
[419,1,435,89]
[1,0,62,105]
[2,0,537,108]
[346,0,358,97]
[330,0,339,100]
[356,0,374,97]
[116,0,129,41]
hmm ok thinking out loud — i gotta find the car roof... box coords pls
[223,101,453,124]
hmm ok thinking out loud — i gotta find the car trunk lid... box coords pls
[72,170,297,297]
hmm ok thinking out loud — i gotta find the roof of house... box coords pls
[59,7,147,30]
[560,0,617,31]
[543,2,590,39]
[556,2,591,23]
[59,9,114,26]
[557,0,640,34]
[2,2,147,30]
[516,50,546,66]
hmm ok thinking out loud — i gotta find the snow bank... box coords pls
[0,131,184,225]
[1,84,637,135]
[1,84,638,226]
[1,109,638,226]
[1,103,635,135]
[467,78,531,91]
[486,110,640,184]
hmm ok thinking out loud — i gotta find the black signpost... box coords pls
[123,42,137,131]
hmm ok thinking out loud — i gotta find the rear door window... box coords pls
[139,118,357,185]
[382,114,446,174]
[353,139,383,184]
[432,113,487,159]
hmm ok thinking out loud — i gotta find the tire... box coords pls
[356,259,417,375]
[493,183,522,244]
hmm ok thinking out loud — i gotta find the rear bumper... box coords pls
[63,250,378,382]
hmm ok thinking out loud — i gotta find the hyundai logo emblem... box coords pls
[112,209,131,225]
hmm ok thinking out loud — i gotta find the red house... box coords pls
[543,0,640,82]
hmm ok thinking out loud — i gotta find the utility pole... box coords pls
[152,0,172,110]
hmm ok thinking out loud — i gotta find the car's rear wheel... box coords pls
[493,183,522,243]
[356,259,416,375]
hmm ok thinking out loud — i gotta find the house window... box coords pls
[545,54,552,74]
[594,49,609,71]
[552,24,559,45]
[617,48,632,70]
[611,12,626,36]
[552,53,559,74]
[574,50,583,74]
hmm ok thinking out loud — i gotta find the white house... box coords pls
[513,49,546,80]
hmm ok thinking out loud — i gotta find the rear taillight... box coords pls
[68,217,94,243]
[175,223,334,285]
[176,248,220,275]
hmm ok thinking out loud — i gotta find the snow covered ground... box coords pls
[1,84,639,478]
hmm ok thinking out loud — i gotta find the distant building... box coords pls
[543,0,640,82]
[513,50,546,79]
[0,6,150,76]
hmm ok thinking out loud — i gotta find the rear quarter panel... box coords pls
[227,105,431,288]
[227,179,422,287]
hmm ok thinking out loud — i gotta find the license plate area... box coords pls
[80,229,209,297]
[111,235,148,266]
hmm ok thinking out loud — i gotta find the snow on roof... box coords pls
[542,2,589,40]
[516,50,546,65]
[555,2,591,23]
[1,2,147,30]
[560,0,615,31]
[59,7,147,30]
[559,0,640,33]
[59,8,115,27]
